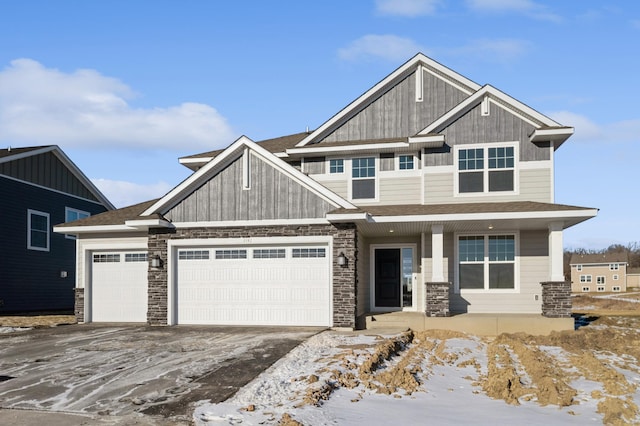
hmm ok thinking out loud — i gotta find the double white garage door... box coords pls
[90,243,331,326]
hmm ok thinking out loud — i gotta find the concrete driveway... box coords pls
[0,324,320,424]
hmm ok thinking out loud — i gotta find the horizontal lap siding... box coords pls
[0,177,108,313]
[166,152,335,222]
[424,166,551,204]
[450,230,548,314]
[313,178,348,200]
[378,176,421,205]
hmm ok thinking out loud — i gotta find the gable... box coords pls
[0,151,100,202]
[164,150,337,222]
[424,101,551,167]
[319,66,469,144]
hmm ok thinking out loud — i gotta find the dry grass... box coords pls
[0,314,76,328]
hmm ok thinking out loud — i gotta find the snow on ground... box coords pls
[194,324,640,426]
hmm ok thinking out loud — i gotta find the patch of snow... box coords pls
[0,327,31,334]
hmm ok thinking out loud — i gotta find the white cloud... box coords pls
[375,0,441,17]
[548,110,640,144]
[338,35,425,62]
[466,0,561,22]
[92,178,173,208]
[0,59,235,150]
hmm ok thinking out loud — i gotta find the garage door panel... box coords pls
[176,245,330,326]
[91,252,148,323]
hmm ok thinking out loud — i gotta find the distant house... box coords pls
[627,267,640,290]
[0,146,113,313]
[56,53,597,333]
[569,253,628,293]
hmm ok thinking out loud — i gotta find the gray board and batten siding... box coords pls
[0,176,108,313]
[319,67,469,143]
[0,151,100,202]
[423,102,552,167]
[165,151,336,222]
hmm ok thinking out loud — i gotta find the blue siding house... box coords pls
[0,146,113,313]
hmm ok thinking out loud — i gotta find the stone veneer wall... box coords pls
[147,223,358,328]
[541,281,572,318]
[74,288,84,323]
[425,282,451,317]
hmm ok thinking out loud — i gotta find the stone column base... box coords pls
[425,282,451,317]
[541,281,572,318]
[74,288,85,323]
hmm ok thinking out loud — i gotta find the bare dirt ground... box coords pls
[283,318,640,425]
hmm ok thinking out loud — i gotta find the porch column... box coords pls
[549,221,564,282]
[541,221,571,318]
[431,224,444,282]
[426,224,451,317]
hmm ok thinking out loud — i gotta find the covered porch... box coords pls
[328,201,597,332]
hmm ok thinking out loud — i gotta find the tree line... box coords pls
[564,242,640,277]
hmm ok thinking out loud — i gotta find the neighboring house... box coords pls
[1,146,114,312]
[627,267,640,289]
[569,253,629,293]
[55,53,597,331]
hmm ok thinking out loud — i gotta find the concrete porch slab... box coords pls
[364,312,574,336]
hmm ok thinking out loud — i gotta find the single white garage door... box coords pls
[91,252,148,322]
[176,245,331,326]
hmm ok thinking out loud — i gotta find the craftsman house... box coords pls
[55,54,597,332]
[1,146,113,312]
[569,253,629,293]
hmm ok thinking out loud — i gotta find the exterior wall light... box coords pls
[151,255,162,268]
[337,252,347,267]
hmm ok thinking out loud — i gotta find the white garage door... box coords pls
[176,245,331,326]
[91,252,148,322]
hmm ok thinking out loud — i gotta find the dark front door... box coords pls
[375,248,401,307]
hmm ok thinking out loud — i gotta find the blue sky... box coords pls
[0,0,638,250]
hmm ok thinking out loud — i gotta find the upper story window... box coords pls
[352,157,376,199]
[576,265,582,271]
[457,144,516,194]
[399,155,414,170]
[28,209,50,252]
[609,263,620,271]
[65,207,90,239]
[329,159,344,174]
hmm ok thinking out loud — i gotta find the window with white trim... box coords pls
[458,234,516,290]
[457,145,515,194]
[352,157,376,199]
[612,286,621,292]
[576,265,582,271]
[613,274,619,281]
[178,250,209,260]
[398,155,414,170]
[329,159,344,174]
[597,286,605,292]
[93,253,120,263]
[27,209,50,251]
[125,253,148,262]
[609,263,619,271]
[253,249,286,259]
[215,249,247,259]
[580,275,592,283]
[596,276,605,285]
[582,286,590,292]
[292,248,326,258]
[65,207,90,239]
